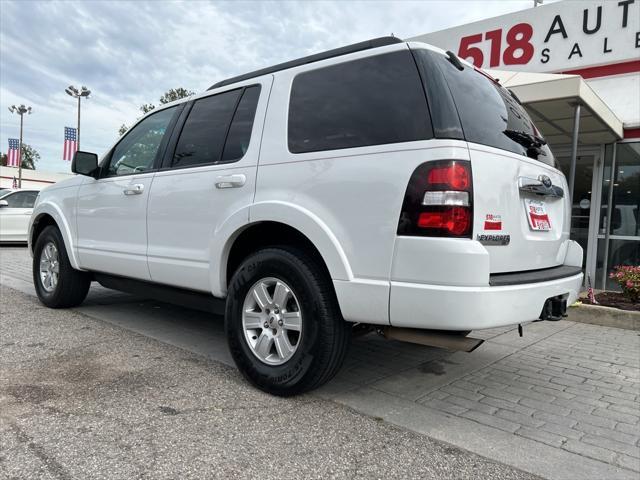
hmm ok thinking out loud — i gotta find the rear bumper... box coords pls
[389,271,583,331]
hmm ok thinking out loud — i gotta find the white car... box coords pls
[28,37,583,395]
[0,189,39,242]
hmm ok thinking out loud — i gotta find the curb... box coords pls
[569,302,640,331]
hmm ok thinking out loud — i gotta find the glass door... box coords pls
[556,154,596,271]
[595,142,640,290]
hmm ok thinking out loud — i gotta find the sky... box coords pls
[0,0,556,173]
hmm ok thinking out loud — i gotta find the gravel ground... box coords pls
[0,285,542,480]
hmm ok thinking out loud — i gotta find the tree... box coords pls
[159,88,194,104]
[118,87,194,136]
[0,143,39,169]
[140,103,156,114]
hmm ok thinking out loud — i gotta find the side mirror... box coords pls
[0,200,8,208]
[72,151,99,178]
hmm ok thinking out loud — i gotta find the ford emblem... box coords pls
[539,174,552,188]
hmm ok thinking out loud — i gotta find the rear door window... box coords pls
[173,90,241,168]
[288,50,433,153]
[172,86,261,168]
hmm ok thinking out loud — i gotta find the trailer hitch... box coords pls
[539,294,569,321]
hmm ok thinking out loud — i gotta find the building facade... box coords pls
[0,166,72,190]
[412,0,640,290]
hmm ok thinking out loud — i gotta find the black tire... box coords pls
[33,225,91,308]
[225,247,351,396]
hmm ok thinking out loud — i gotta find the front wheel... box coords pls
[225,247,351,396]
[32,225,91,308]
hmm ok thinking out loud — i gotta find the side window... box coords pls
[288,51,432,153]
[221,86,261,162]
[107,107,177,177]
[3,191,37,208]
[172,89,241,168]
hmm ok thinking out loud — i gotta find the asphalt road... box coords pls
[0,285,542,480]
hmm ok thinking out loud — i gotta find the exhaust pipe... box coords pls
[382,327,484,353]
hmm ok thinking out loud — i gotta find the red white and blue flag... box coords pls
[7,138,20,167]
[63,127,77,161]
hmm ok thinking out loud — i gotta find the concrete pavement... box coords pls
[1,285,541,480]
[1,246,639,479]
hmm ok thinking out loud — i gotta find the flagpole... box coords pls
[18,113,23,188]
[65,85,90,154]
[7,104,32,188]
[77,96,81,150]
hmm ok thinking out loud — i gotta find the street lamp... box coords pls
[65,85,90,150]
[8,104,33,188]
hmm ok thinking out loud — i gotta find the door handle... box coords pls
[518,177,564,198]
[215,174,246,189]
[123,184,144,195]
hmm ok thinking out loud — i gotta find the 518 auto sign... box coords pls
[414,1,640,73]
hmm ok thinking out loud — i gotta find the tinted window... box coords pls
[221,86,261,162]
[3,190,38,208]
[414,49,555,166]
[173,90,241,168]
[288,51,432,153]
[108,107,177,176]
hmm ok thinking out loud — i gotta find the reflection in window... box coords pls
[109,107,176,176]
[600,143,640,237]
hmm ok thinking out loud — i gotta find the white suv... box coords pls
[29,37,583,395]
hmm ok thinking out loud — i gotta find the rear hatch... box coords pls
[412,46,569,273]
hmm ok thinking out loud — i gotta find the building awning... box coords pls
[486,69,624,147]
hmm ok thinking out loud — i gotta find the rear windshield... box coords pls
[413,49,555,167]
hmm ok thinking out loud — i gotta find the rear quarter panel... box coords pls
[256,58,472,323]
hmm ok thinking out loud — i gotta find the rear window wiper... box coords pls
[504,129,547,159]
[445,51,464,71]
[504,129,547,147]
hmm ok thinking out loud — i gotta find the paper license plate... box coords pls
[525,199,551,231]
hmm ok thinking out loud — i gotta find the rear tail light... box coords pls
[397,160,473,238]
[427,164,470,190]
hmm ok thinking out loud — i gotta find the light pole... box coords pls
[8,104,32,188]
[65,85,91,150]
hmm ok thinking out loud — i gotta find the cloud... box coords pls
[0,0,545,172]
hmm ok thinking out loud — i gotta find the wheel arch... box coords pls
[210,201,353,298]
[29,204,81,270]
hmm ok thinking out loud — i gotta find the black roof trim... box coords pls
[208,36,404,90]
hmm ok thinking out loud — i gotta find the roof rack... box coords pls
[208,36,403,90]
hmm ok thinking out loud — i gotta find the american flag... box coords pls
[63,127,77,161]
[7,138,20,167]
[587,273,598,304]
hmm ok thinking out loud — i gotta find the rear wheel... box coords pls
[225,247,350,396]
[33,226,91,308]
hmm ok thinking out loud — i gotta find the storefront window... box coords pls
[595,142,640,290]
